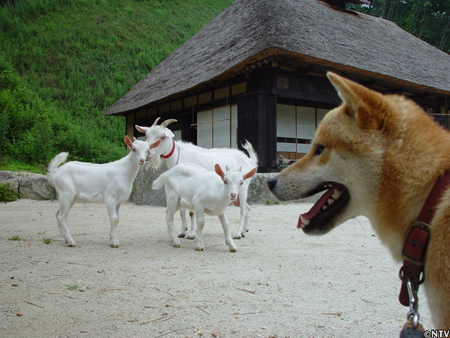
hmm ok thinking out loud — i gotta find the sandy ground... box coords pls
[0,199,433,337]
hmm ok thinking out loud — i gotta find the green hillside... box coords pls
[0,0,233,172]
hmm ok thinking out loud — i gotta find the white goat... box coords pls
[136,118,258,239]
[47,136,153,247]
[152,163,256,251]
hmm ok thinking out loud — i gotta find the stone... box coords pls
[0,171,56,200]
[129,164,283,206]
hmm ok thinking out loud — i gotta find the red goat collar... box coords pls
[160,140,176,159]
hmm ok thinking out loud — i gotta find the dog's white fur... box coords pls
[268,72,450,329]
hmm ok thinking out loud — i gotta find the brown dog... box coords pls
[268,72,450,329]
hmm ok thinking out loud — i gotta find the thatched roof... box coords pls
[104,0,450,116]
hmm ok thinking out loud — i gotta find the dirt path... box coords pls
[0,199,432,337]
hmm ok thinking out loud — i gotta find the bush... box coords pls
[0,183,18,202]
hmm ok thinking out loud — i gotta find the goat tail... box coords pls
[47,152,69,183]
[151,174,165,190]
[242,140,258,168]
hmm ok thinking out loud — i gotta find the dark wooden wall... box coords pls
[237,91,277,171]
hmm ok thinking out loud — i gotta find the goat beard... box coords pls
[151,155,163,171]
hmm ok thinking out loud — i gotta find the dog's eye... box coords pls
[314,144,325,156]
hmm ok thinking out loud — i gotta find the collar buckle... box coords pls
[401,220,431,267]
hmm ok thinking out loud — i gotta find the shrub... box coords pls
[0,183,18,202]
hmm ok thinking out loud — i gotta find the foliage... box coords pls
[349,0,450,54]
[0,0,232,170]
[0,183,18,202]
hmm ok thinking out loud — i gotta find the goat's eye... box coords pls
[161,136,166,140]
[223,179,228,184]
[132,148,136,152]
[314,144,325,156]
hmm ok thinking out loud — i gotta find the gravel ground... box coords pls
[0,199,432,337]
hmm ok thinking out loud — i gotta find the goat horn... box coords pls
[161,119,177,128]
[152,117,161,126]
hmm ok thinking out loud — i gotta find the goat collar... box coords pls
[398,169,450,307]
[160,140,176,159]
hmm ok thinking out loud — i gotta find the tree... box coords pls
[349,0,450,54]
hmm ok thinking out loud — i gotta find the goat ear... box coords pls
[243,168,257,180]
[214,164,225,180]
[124,136,133,149]
[149,139,162,149]
[135,125,149,133]
[164,129,175,138]
[226,166,230,172]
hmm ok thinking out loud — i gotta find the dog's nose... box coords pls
[267,177,277,191]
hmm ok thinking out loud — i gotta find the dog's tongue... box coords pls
[297,185,339,229]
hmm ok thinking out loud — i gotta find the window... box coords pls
[276,104,329,158]
[197,104,238,148]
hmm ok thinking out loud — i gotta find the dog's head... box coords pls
[268,72,397,235]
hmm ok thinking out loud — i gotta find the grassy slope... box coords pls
[0,0,233,172]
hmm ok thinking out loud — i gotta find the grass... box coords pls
[65,285,78,290]
[0,0,233,170]
[8,235,21,241]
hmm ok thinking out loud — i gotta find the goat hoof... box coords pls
[195,247,204,251]
[233,234,242,239]
[178,233,186,238]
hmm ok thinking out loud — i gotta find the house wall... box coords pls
[237,91,277,170]
[124,68,450,172]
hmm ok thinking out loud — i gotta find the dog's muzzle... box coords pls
[267,177,277,191]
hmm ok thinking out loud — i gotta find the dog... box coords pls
[268,72,450,329]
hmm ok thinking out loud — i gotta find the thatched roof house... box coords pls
[105,0,450,171]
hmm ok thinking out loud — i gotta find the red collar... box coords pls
[399,169,450,306]
[160,140,176,159]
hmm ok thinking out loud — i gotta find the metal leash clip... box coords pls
[406,279,420,329]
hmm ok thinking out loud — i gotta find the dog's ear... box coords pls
[327,72,385,131]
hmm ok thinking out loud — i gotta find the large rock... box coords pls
[0,171,56,200]
[1,167,317,205]
[130,163,168,206]
[130,164,281,206]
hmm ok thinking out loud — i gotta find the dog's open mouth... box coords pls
[298,183,350,234]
